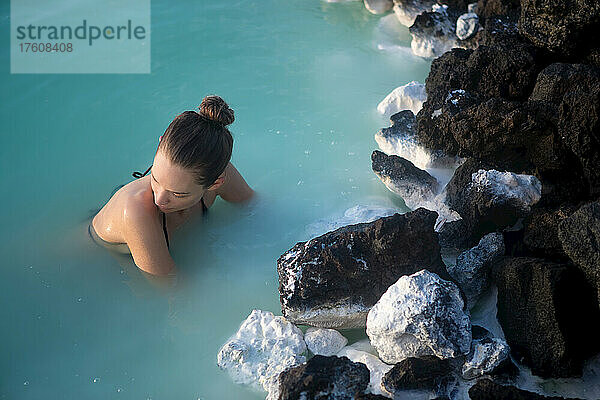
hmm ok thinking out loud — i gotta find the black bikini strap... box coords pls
[162,211,170,249]
[132,163,170,248]
[201,196,208,214]
[132,164,152,179]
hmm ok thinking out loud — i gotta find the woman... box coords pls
[89,95,254,276]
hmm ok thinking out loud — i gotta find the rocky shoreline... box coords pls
[217,0,600,398]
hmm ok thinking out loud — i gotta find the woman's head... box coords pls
[151,95,234,212]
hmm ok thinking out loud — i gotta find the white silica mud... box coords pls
[366,270,472,363]
[305,204,401,239]
[217,310,307,397]
[377,81,428,118]
[304,327,349,356]
[471,169,542,212]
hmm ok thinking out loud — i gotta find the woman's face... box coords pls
[150,150,205,213]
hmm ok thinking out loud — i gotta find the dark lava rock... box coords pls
[559,200,600,308]
[416,104,460,156]
[381,110,417,139]
[420,48,468,108]
[424,33,542,107]
[438,217,472,250]
[492,257,600,378]
[438,0,469,13]
[442,159,495,246]
[416,33,545,156]
[443,159,538,245]
[445,158,497,208]
[520,203,578,261]
[448,232,505,308]
[415,18,546,156]
[444,88,478,117]
[457,29,484,51]
[371,150,440,204]
[277,355,369,400]
[471,325,492,340]
[477,16,522,47]
[410,7,460,36]
[502,228,527,258]
[585,47,600,68]
[529,63,599,111]
[519,0,600,58]
[446,96,586,205]
[390,109,415,125]
[353,394,389,400]
[530,63,600,197]
[381,356,453,394]
[476,0,520,20]
[376,111,460,169]
[449,98,552,170]
[468,378,582,400]
[277,208,450,328]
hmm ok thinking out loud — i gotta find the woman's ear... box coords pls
[207,175,225,191]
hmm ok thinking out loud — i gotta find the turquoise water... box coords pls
[0,1,430,399]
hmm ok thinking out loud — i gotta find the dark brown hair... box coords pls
[158,95,235,188]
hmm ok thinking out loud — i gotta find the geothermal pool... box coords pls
[0,1,431,398]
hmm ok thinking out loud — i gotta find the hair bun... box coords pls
[198,95,235,127]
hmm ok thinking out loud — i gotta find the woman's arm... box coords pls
[122,199,177,276]
[216,162,254,203]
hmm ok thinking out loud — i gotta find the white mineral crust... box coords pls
[364,0,394,14]
[471,169,542,212]
[377,81,427,117]
[304,327,348,356]
[217,309,307,395]
[456,12,479,40]
[366,270,472,363]
[462,337,510,380]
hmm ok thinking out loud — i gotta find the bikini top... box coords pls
[132,164,208,249]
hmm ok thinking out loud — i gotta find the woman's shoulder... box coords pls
[122,178,164,230]
[93,176,157,243]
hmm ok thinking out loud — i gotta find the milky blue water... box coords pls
[0,1,431,399]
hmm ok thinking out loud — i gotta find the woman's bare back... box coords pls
[92,176,149,247]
